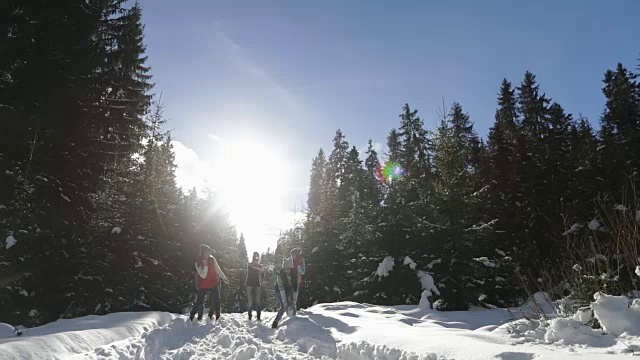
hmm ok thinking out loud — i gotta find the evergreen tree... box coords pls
[598,63,640,196]
[386,129,402,163]
[398,104,431,180]
[233,233,249,312]
[431,102,481,309]
[328,129,350,187]
[363,140,382,206]
[306,149,326,223]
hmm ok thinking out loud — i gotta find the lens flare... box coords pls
[376,161,405,184]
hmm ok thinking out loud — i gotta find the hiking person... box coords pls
[291,248,305,309]
[271,257,300,329]
[190,244,228,321]
[291,248,305,283]
[246,251,264,321]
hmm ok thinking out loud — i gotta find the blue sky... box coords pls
[139,0,639,252]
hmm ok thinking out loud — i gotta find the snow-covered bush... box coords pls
[365,256,441,307]
[515,190,640,332]
[561,196,640,309]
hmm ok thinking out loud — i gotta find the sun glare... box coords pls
[213,139,290,237]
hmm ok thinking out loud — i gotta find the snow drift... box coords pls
[2,293,640,359]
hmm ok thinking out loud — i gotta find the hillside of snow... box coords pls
[2,296,640,359]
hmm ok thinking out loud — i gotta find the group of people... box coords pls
[189,244,306,329]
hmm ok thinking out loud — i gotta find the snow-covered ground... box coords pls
[2,295,640,359]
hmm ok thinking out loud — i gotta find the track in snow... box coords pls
[70,312,336,360]
[70,311,441,360]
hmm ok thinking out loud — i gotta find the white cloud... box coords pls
[171,140,212,195]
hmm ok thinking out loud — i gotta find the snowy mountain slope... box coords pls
[1,300,639,359]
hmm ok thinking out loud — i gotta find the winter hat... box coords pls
[290,248,302,257]
[252,252,260,261]
[200,244,212,255]
[282,257,294,269]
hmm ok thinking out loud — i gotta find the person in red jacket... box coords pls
[190,244,228,321]
[291,248,305,284]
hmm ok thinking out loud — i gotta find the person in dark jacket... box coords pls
[246,251,264,321]
[271,257,299,328]
[190,244,228,321]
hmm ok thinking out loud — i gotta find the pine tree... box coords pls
[233,233,249,312]
[430,102,482,309]
[328,129,350,188]
[484,79,528,302]
[306,149,326,223]
[542,103,575,243]
[363,140,382,207]
[398,104,431,180]
[568,117,599,220]
[599,63,640,197]
[386,129,402,163]
[342,146,366,203]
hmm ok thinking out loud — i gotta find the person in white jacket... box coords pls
[190,244,228,321]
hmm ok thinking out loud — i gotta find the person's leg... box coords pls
[255,287,262,320]
[285,291,295,316]
[246,286,253,318]
[190,289,206,321]
[272,290,286,327]
[208,286,221,319]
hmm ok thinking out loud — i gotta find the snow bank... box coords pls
[492,291,640,353]
[337,341,439,360]
[0,312,174,359]
[544,318,616,346]
[592,292,640,336]
[276,316,337,358]
[493,317,616,348]
[0,323,16,339]
[3,297,638,360]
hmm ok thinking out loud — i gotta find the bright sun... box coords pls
[213,139,290,236]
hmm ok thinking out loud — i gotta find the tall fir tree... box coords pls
[599,63,640,197]
[431,102,481,310]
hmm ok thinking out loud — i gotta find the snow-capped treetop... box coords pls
[5,236,16,250]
